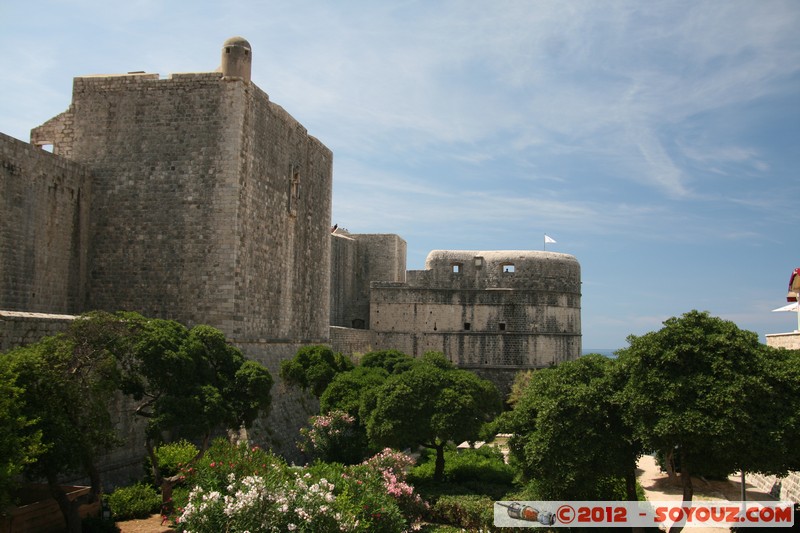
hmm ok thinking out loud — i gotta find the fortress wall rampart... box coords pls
[50,72,242,332]
[0,311,76,352]
[421,250,581,292]
[370,285,581,335]
[329,232,406,329]
[37,70,334,343]
[329,325,376,356]
[352,234,406,329]
[354,234,407,284]
[29,108,76,157]
[0,134,91,314]
[330,233,360,327]
[367,249,581,373]
[236,85,332,342]
[367,330,580,367]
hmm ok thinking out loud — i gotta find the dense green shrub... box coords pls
[428,494,497,531]
[143,440,199,485]
[410,446,514,487]
[107,482,161,520]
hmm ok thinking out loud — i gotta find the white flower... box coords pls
[288,524,297,531]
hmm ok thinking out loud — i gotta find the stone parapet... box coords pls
[765,331,800,350]
[747,472,800,503]
[0,310,76,352]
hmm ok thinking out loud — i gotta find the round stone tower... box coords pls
[221,36,252,82]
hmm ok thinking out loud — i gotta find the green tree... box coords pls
[360,349,415,375]
[279,345,353,397]
[365,352,501,482]
[113,313,273,508]
[309,366,390,463]
[320,365,389,417]
[0,363,44,510]
[618,310,800,503]
[2,312,122,533]
[504,354,642,500]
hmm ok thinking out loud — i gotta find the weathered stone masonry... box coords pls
[0,133,91,314]
[29,68,332,348]
[366,250,581,371]
[1,38,331,472]
[1,37,585,484]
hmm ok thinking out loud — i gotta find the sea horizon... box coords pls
[582,348,619,358]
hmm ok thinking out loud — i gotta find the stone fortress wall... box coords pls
[0,133,91,314]
[329,230,407,330]
[27,52,332,347]
[0,37,332,474]
[0,37,583,485]
[367,250,582,370]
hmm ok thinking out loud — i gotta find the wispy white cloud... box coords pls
[2,0,798,347]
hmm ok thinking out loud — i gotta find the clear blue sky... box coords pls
[1,1,798,349]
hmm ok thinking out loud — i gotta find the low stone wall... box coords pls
[747,472,800,503]
[329,326,376,358]
[765,331,800,350]
[0,310,76,352]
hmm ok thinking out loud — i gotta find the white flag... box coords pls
[544,234,556,244]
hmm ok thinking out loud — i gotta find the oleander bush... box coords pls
[170,439,426,533]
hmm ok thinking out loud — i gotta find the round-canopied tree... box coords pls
[504,354,642,500]
[618,310,800,503]
[1,312,123,533]
[279,344,353,397]
[114,312,273,507]
[365,352,501,482]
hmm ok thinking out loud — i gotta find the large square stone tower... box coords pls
[29,37,333,349]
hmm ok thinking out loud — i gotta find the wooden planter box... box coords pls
[1,484,100,533]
